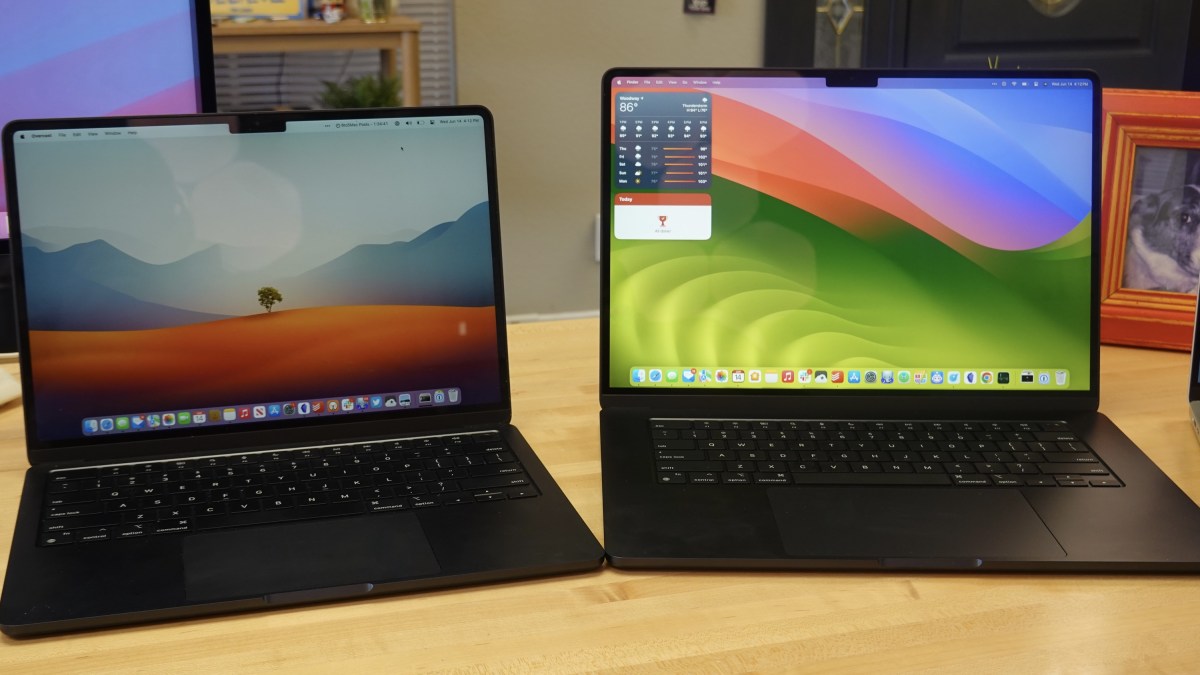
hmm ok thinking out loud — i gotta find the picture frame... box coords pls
[1100,88,1200,351]
[210,0,307,21]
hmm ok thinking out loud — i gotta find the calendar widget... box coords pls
[613,193,712,240]
[614,92,711,189]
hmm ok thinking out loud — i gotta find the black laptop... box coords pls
[599,68,1200,571]
[0,107,602,636]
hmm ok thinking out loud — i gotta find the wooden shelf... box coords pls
[212,18,421,106]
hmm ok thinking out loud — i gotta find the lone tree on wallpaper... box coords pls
[257,286,283,313]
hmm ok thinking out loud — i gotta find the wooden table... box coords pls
[2,317,1199,671]
[211,18,421,107]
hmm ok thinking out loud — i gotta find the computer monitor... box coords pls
[0,0,216,353]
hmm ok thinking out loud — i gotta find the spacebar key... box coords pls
[194,502,364,530]
[791,473,952,486]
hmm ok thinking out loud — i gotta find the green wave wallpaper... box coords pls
[607,76,1095,392]
[610,177,1090,389]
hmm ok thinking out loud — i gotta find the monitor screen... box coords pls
[0,0,215,241]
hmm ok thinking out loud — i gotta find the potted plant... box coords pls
[317,73,402,108]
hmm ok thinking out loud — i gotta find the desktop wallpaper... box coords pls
[608,79,1094,390]
[14,120,501,441]
[0,0,202,228]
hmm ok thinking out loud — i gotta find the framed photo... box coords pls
[211,0,307,21]
[1100,88,1200,351]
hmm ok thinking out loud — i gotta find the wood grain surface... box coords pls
[1,318,1198,673]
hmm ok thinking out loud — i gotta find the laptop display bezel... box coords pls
[3,107,515,463]
[598,67,1103,418]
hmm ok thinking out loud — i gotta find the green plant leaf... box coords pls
[317,74,402,109]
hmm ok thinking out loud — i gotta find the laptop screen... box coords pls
[604,71,1096,394]
[7,110,506,445]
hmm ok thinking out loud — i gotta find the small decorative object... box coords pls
[317,74,402,108]
[1100,88,1200,350]
[356,0,390,23]
[316,0,345,23]
[683,0,715,14]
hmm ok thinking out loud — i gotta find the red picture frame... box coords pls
[1100,88,1200,351]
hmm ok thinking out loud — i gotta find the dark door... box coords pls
[870,0,1195,89]
[764,1,1199,90]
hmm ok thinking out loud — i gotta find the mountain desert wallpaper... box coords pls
[13,120,501,439]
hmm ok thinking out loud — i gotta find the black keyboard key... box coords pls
[656,460,725,472]
[196,503,226,517]
[46,503,104,519]
[367,497,409,512]
[157,506,193,521]
[77,527,112,543]
[40,531,75,546]
[41,512,120,532]
[115,523,150,539]
[1042,452,1100,463]
[152,519,192,534]
[1035,431,1079,442]
[48,479,83,493]
[458,474,529,491]
[1039,463,1110,476]
[1006,463,1040,475]
[47,490,100,506]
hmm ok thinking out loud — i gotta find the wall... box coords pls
[455,1,765,318]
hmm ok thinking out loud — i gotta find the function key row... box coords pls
[49,431,504,480]
[652,419,1072,433]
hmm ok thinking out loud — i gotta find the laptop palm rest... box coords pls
[183,512,441,602]
[768,488,1066,564]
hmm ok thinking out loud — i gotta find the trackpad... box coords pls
[184,513,441,602]
[768,488,1065,563]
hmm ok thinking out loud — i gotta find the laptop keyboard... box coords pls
[653,419,1122,488]
[39,430,538,546]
